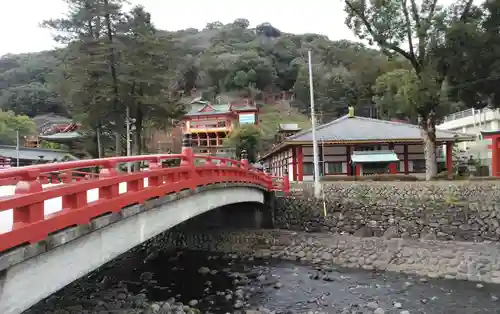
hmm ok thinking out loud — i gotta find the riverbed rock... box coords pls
[198,266,210,275]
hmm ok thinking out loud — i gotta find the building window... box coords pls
[326,162,343,174]
[413,160,426,172]
[303,162,314,175]
[355,145,382,151]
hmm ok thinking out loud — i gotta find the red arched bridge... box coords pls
[0,137,289,314]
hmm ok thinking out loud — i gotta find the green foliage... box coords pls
[0,2,498,164]
[40,140,63,150]
[41,1,186,156]
[225,124,263,163]
[0,52,67,117]
[0,110,35,145]
[443,0,500,107]
[343,0,488,180]
[372,69,419,122]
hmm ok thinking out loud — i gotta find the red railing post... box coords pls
[147,158,162,187]
[13,172,44,226]
[180,133,198,186]
[240,149,249,170]
[180,133,194,167]
[98,161,119,200]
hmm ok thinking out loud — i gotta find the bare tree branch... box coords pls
[401,0,417,69]
[344,0,420,72]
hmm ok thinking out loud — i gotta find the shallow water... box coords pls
[27,249,500,313]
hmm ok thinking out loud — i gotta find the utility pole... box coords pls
[125,106,132,173]
[308,50,321,198]
[97,127,102,159]
[16,130,20,167]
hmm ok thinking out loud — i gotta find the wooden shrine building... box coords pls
[261,108,474,181]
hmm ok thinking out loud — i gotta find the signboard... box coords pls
[239,113,256,125]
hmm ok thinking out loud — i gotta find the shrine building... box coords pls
[261,108,474,181]
[181,98,259,156]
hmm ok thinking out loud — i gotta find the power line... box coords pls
[447,74,500,91]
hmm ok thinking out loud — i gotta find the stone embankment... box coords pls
[155,229,500,284]
[144,180,500,284]
[276,181,500,242]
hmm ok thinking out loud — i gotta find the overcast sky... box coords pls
[0,0,358,57]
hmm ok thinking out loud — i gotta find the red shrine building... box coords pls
[261,108,473,181]
[181,98,259,155]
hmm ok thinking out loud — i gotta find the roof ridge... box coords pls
[286,115,348,140]
[356,116,473,136]
[354,116,421,129]
[283,114,475,143]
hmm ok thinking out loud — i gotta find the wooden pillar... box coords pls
[292,147,297,181]
[297,146,304,182]
[355,164,361,177]
[318,142,324,177]
[388,143,396,174]
[445,141,453,178]
[389,163,397,174]
[403,144,409,175]
[492,137,500,177]
[346,145,351,176]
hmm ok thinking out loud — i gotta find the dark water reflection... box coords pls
[101,249,500,313]
[29,249,500,313]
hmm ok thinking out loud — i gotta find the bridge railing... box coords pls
[0,136,289,253]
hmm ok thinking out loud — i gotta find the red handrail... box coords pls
[0,151,289,253]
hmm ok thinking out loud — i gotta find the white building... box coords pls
[437,108,500,175]
[438,108,500,150]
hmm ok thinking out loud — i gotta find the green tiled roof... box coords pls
[185,102,232,116]
[185,98,257,117]
[351,151,399,163]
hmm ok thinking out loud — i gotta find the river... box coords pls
[26,248,500,314]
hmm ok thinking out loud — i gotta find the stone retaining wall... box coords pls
[150,229,500,284]
[276,181,500,242]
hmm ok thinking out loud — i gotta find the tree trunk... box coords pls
[103,0,121,143]
[115,131,120,156]
[421,118,438,181]
[134,109,143,155]
[135,87,144,155]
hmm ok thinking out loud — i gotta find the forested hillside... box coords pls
[0,20,402,121]
[0,0,499,178]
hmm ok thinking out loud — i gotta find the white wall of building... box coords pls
[438,108,500,151]
[265,148,293,179]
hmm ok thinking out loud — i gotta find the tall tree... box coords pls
[42,0,126,156]
[344,0,475,180]
[116,6,185,154]
[443,0,500,108]
[0,111,35,145]
[43,1,185,156]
